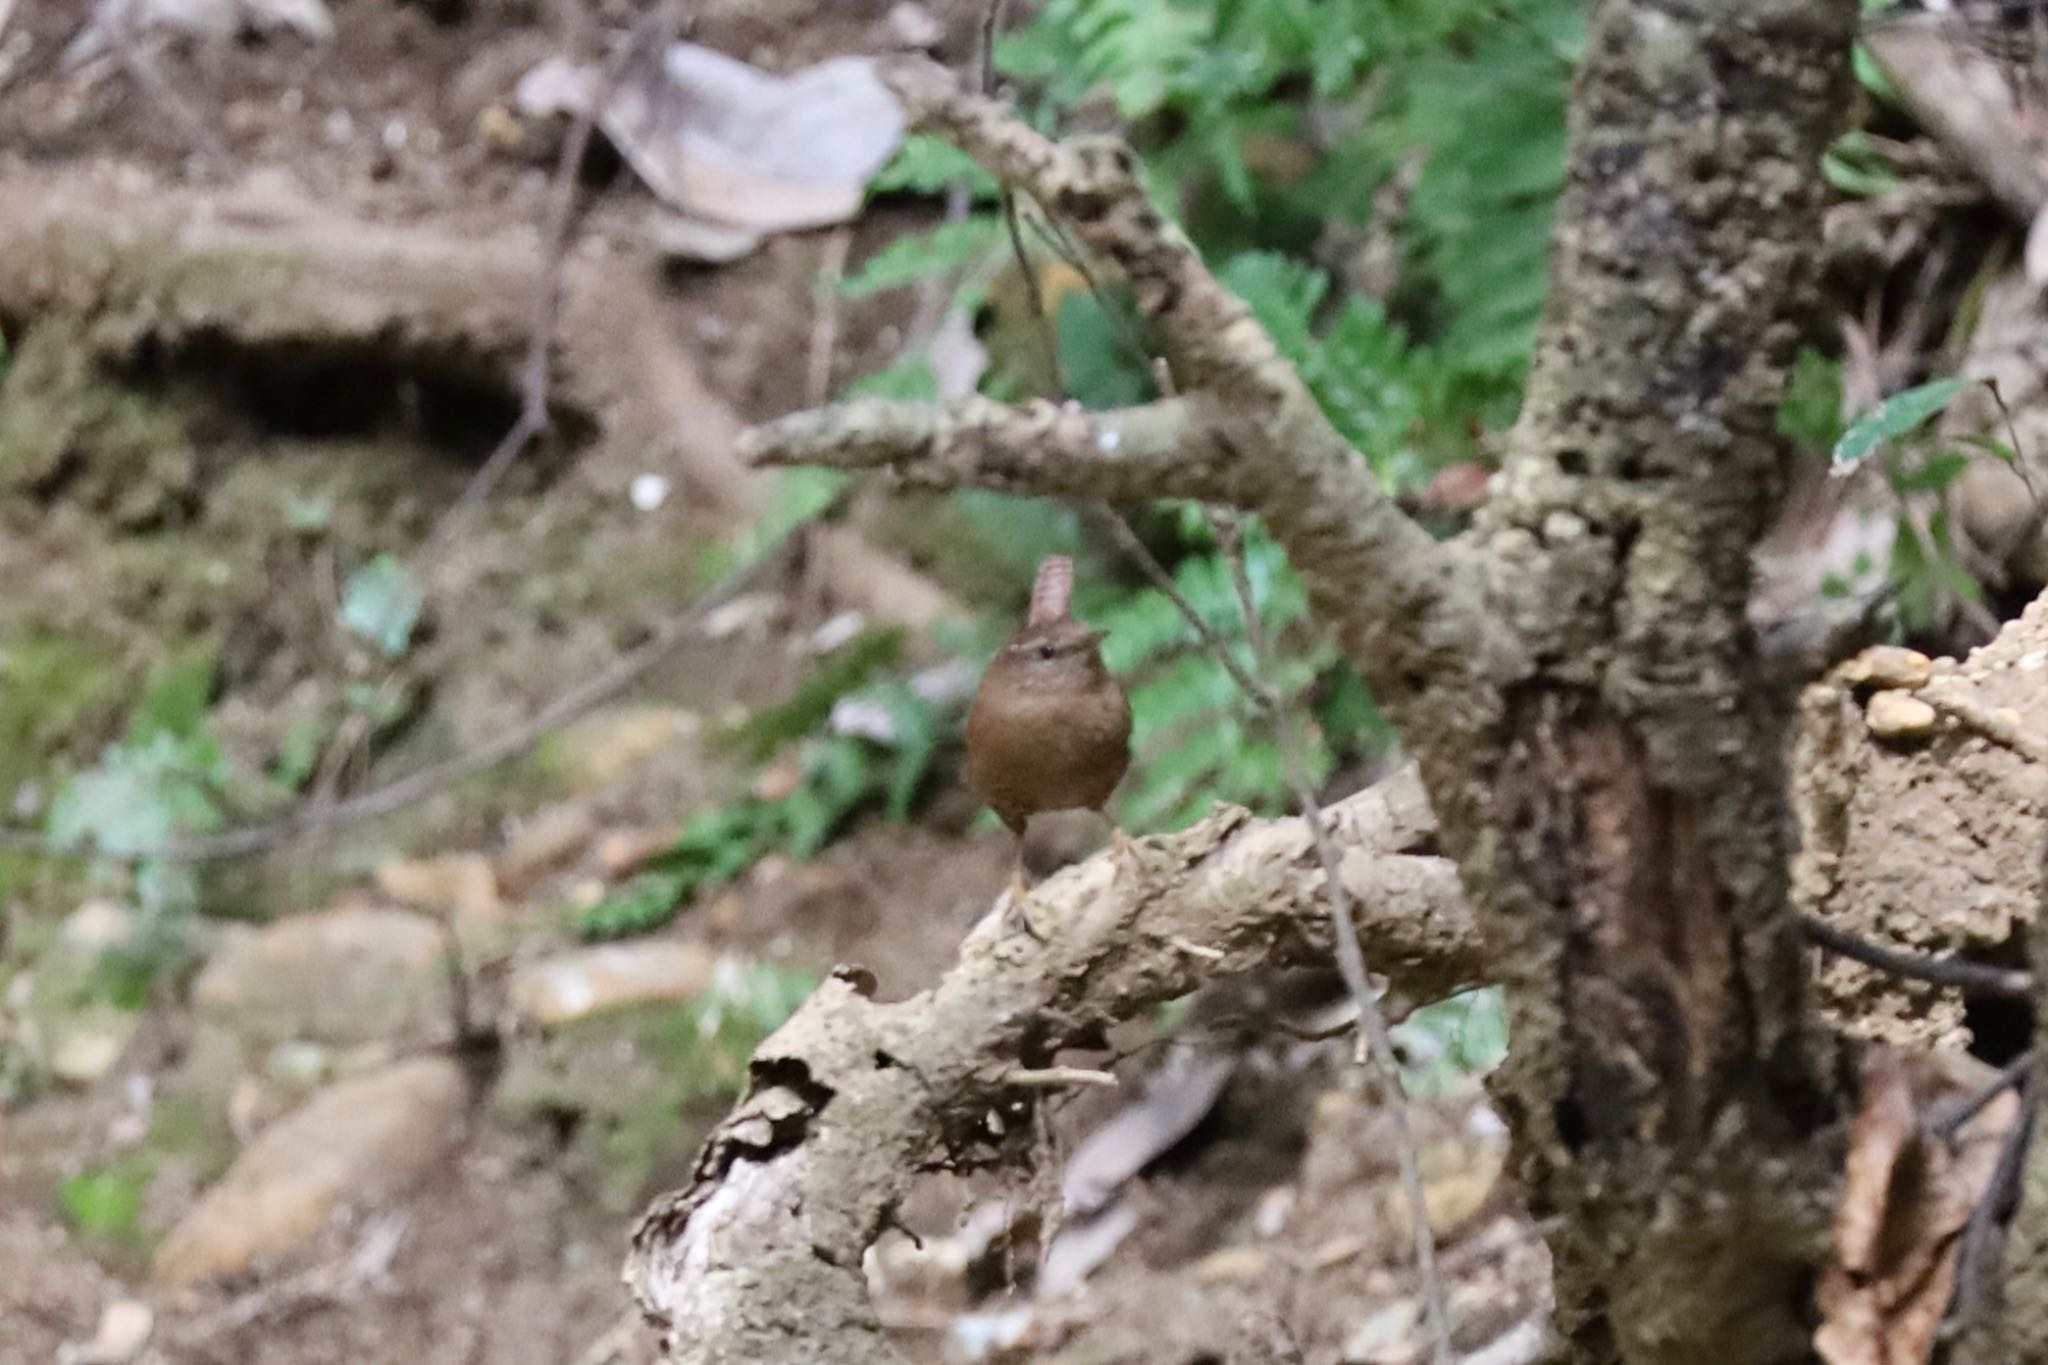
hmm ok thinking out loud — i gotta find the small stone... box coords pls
[264,1040,333,1090]
[557,707,699,786]
[60,901,135,955]
[1344,1299,1423,1364]
[61,1297,153,1365]
[476,102,525,152]
[499,804,598,892]
[1865,690,1938,739]
[375,853,499,925]
[153,1057,465,1285]
[46,1007,138,1085]
[508,942,717,1027]
[1838,645,1935,692]
[1191,1246,1267,1282]
[886,1,942,47]
[594,826,673,876]
[192,907,449,1048]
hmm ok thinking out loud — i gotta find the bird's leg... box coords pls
[1104,816,1137,883]
[1003,845,1045,941]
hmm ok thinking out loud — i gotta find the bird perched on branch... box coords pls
[965,555,1132,912]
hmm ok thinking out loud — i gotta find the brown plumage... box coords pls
[965,555,1132,839]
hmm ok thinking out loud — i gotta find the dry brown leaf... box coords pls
[1815,1047,2020,1365]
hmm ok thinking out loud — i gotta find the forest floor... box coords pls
[0,4,1538,1363]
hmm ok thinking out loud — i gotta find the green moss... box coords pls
[0,632,123,796]
[0,322,199,528]
[57,1156,155,1252]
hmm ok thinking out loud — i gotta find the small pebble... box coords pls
[1866,690,1937,739]
[1839,644,1934,692]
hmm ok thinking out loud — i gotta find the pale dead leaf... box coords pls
[518,44,904,262]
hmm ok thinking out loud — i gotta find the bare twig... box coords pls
[1929,1051,2033,1142]
[430,13,663,549]
[1799,913,2034,998]
[998,1066,1119,1089]
[807,230,853,407]
[1954,1103,2034,1325]
[105,0,231,176]
[978,100,1457,1348]
[1092,498,1455,1365]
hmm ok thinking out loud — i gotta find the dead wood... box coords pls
[625,766,1483,1364]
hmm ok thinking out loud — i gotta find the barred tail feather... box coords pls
[1029,555,1074,623]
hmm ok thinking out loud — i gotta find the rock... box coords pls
[191,907,449,1048]
[1865,690,1938,740]
[1838,645,1935,692]
[60,901,136,955]
[60,1297,153,1365]
[509,942,716,1026]
[1344,1299,1422,1365]
[374,853,500,933]
[153,1057,464,1285]
[886,2,942,48]
[498,803,597,891]
[594,826,674,876]
[556,707,700,787]
[46,1006,138,1085]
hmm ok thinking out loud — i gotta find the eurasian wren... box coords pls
[965,555,1132,855]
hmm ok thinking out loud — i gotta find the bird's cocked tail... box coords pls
[1029,555,1074,624]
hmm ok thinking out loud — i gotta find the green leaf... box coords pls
[870,134,1000,200]
[1057,289,1154,410]
[59,1161,151,1244]
[579,870,692,941]
[1833,378,1966,470]
[1778,347,1846,452]
[340,554,423,658]
[1891,450,1972,495]
[129,645,215,744]
[844,355,939,402]
[840,216,1004,297]
[1821,131,1902,198]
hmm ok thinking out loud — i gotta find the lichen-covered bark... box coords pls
[1468,1,1857,1358]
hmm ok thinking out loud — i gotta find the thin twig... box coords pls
[1954,1103,2034,1325]
[963,47,1449,1344]
[1980,377,2041,504]
[998,1066,1119,1089]
[1097,500,1455,1365]
[0,505,828,864]
[1798,913,2034,998]
[1087,503,1279,711]
[429,13,660,550]
[1002,194,1066,395]
[106,0,232,177]
[977,0,1006,96]
[1928,1051,2032,1142]
[807,230,853,408]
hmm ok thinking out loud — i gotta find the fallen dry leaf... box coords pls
[1815,1046,2020,1365]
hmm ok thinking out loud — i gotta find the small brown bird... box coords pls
[965,555,1132,907]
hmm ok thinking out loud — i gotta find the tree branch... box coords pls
[853,61,1510,776]
[747,395,1243,502]
[625,766,1486,1364]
